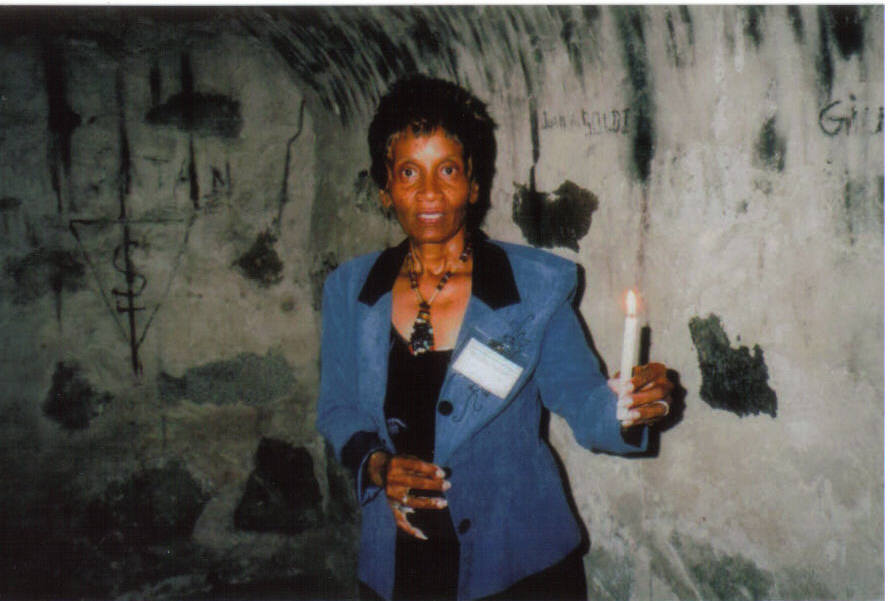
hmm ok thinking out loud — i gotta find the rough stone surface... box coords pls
[0,6,882,600]
[158,351,297,406]
[85,460,209,547]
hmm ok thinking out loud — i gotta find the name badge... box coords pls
[452,338,523,399]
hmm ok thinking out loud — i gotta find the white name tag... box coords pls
[452,338,523,399]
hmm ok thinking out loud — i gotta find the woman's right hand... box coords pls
[367,451,451,540]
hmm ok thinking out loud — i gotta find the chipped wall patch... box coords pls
[233,230,284,287]
[157,350,297,405]
[688,314,777,418]
[512,180,599,251]
[85,460,208,546]
[234,437,322,533]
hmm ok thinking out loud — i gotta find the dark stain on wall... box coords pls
[234,230,284,287]
[688,314,777,418]
[85,460,208,546]
[817,7,835,99]
[42,361,112,430]
[311,252,340,311]
[665,8,695,68]
[5,247,86,308]
[614,7,655,183]
[549,6,584,81]
[0,196,21,211]
[665,11,681,67]
[581,5,601,24]
[157,350,297,405]
[787,6,805,45]
[742,6,766,49]
[842,177,875,246]
[679,6,694,48]
[42,41,82,213]
[234,437,323,534]
[671,533,774,601]
[754,116,786,172]
[817,6,865,100]
[148,84,242,135]
[512,180,599,251]
[826,6,865,60]
[0,196,21,235]
[145,54,242,139]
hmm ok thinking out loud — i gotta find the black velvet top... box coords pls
[384,327,459,600]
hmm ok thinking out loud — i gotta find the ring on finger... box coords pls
[654,399,670,416]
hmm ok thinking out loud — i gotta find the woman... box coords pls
[316,75,673,601]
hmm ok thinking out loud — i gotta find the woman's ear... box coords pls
[469,181,479,205]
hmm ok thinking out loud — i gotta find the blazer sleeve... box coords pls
[534,275,648,454]
[315,267,387,504]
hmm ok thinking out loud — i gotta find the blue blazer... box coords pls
[316,234,647,600]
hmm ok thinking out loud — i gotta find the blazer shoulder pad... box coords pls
[492,240,578,300]
[323,249,383,297]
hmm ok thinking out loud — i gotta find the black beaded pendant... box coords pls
[408,301,434,355]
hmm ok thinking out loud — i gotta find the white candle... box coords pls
[619,289,639,384]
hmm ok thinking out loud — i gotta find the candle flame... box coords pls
[625,289,637,317]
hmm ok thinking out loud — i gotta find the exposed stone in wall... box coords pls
[158,351,297,406]
[86,461,209,547]
[234,437,322,534]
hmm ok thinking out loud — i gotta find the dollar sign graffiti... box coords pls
[111,223,146,375]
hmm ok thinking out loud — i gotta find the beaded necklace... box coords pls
[406,239,472,355]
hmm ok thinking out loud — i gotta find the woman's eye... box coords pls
[400,167,416,179]
[441,165,457,176]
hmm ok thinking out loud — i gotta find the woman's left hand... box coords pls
[608,362,674,428]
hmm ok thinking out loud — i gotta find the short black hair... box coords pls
[368,75,497,231]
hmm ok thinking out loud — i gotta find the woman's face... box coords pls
[381,127,478,246]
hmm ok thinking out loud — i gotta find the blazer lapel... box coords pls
[435,296,536,464]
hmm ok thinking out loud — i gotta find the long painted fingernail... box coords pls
[416,530,428,541]
[442,480,451,491]
[436,498,448,508]
[436,468,445,478]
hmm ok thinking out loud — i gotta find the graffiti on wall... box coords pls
[818,96,883,137]
[540,108,631,137]
[70,67,199,376]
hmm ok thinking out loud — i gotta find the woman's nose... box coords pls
[418,174,441,200]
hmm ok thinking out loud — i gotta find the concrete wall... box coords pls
[0,6,882,600]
